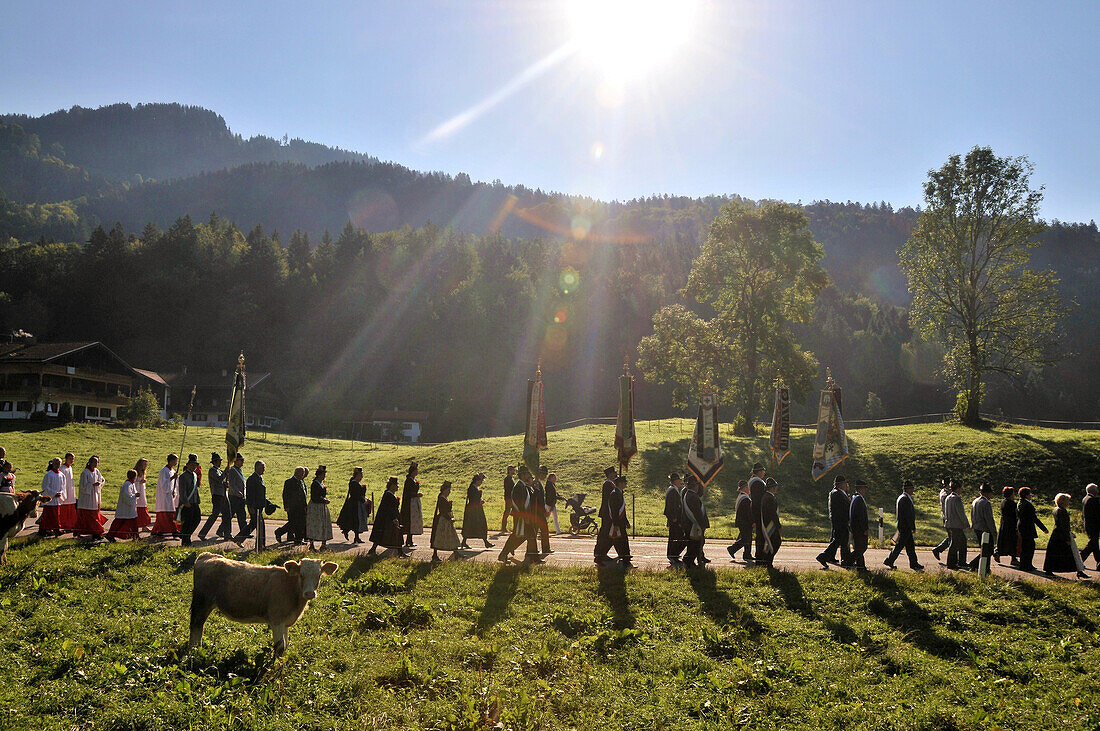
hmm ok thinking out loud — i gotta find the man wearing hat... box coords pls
[757,477,782,566]
[682,474,709,567]
[967,483,997,571]
[198,453,231,541]
[227,454,249,538]
[884,480,922,570]
[1081,483,1100,569]
[498,465,543,563]
[245,460,268,551]
[664,472,686,564]
[176,454,203,546]
[848,479,870,569]
[275,466,308,545]
[727,479,755,563]
[944,478,970,569]
[595,473,632,567]
[816,475,852,568]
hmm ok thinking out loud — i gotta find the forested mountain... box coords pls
[0,102,1097,437]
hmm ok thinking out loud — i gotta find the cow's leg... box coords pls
[188,592,215,650]
[0,537,9,565]
[270,622,288,655]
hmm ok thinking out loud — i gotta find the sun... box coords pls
[566,0,697,81]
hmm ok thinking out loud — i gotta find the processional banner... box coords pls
[522,372,547,473]
[225,354,246,460]
[687,394,724,486]
[811,388,848,481]
[770,386,791,465]
[614,374,637,471]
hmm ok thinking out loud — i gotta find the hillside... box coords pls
[3,420,1098,542]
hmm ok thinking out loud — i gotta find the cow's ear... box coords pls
[321,562,338,576]
[284,560,301,574]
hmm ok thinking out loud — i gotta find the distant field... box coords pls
[1,540,1098,729]
[1,420,1098,544]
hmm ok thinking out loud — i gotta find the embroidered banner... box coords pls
[522,373,547,473]
[770,386,790,465]
[614,374,637,471]
[811,388,849,481]
[687,394,724,486]
[225,354,247,460]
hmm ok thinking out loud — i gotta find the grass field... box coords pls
[1,420,1098,544]
[1,539,1098,730]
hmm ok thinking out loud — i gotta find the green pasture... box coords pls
[1,419,1098,544]
[1,540,1098,729]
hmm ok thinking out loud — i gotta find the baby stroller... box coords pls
[566,493,598,535]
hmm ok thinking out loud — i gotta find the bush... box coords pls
[57,402,73,423]
[118,388,163,427]
[863,392,883,420]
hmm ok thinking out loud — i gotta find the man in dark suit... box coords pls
[682,475,710,567]
[497,466,543,563]
[758,478,781,567]
[1080,483,1099,568]
[275,466,308,544]
[664,472,686,564]
[245,460,267,551]
[884,480,922,570]
[748,463,767,561]
[198,453,231,541]
[816,475,851,567]
[227,453,249,539]
[967,483,998,571]
[595,472,631,566]
[849,479,870,569]
[533,465,552,554]
[727,479,754,562]
[499,465,516,533]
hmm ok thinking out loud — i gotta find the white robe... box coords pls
[134,476,148,508]
[155,465,177,513]
[114,480,138,520]
[40,470,64,505]
[59,464,76,505]
[77,468,103,510]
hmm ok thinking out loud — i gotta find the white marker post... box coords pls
[978,532,992,579]
[877,507,885,547]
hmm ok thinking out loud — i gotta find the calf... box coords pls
[189,553,338,655]
[0,491,49,564]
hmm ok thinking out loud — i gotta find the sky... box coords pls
[2,0,1097,223]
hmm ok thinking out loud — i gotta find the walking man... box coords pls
[545,471,561,533]
[245,460,268,551]
[275,466,308,544]
[1016,486,1047,571]
[748,462,766,556]
[757,478,782,567]
[497,466,542,563]
[1080,483,1099,568]
[727,480,754,562]
[682,475,709,567]
[944,478,970,570]
[499,465,516,533]
[595,472,632,567]
[533,465,552,554]
[884,480,922,570]
[198,453,230,541]
[816,475,851,567]
[849,479,869,569]
[967,483,997,571]
[227,453,249,538]
[177,455,202,546]
[665,472,686,564]
[931,477,952,562]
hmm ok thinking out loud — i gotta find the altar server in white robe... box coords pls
[107,470,140,541]
[151,454,180,536]
[58,452,77,531]
[73,455,107,538]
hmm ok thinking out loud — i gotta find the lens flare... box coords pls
[559,267,580,294]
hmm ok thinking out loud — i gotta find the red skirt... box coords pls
[136,506,152,528]
[73,508,107,536]
[59,503,78,530]
[107,516,139,539]
[38,504,62,532]
[151,511,179,534]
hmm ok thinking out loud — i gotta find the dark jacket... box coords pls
[895,492,915,534]
[1043,506,1078,573]
[310,478,328,504]
[503,474,515,505]
[544,479,558,507]
[369,489,402,546]
[600,484,629,530]
[734,492,754,532]
[829,488,851,531]
[761,491,780,540]
[245,472,266,509]
[226,465,246,499]
[664,484,683,526]
[1083,494,1099,537]
[748,476,766,527]
[1017,498,1047,539]
[400,474,419,523]
[682,488,708,532]
[178,470,200,507]
[531,479,546,513]
[282,477,307,515]
[849,492,868,535]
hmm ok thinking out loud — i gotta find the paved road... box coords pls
[16,512,1097,583]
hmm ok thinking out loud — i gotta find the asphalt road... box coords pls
[15,513,1097,583]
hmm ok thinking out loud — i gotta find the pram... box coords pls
[566,493,598,534]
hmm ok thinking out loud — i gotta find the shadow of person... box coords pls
[342,552,386,582]
[688,566,761,635]
[596,565,635,629]
[474,564,522,636]
[766,566,818,618]
[856,569,966,659]
[404,560,435,591]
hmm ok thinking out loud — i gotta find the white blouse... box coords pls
[77,468,103,510]
[59,464,76,504]
[40,470,64,505]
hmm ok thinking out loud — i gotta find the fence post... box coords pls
[632,493,635,538]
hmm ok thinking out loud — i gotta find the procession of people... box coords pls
[0,441,1094,580]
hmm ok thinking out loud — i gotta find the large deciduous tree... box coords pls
[898,146,1065,427]
[637,201,827,435]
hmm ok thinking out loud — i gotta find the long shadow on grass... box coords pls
[1014,580,1097,631]
[766,567,858,644]
[689,567,761,636]
[856,570,965,660]
[341,552,387,582]
[474,564,522,636]
[596,566,635,629]
[404,560,435,592]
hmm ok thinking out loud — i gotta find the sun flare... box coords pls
[567,0,697,80]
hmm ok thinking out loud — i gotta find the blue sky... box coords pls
[2,0,1096,222]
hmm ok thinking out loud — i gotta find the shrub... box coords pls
[118,387,162,427]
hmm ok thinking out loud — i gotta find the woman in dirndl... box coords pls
[106,470,140,541]
[337,467,372,543]
[306,465,333,551]
[461,472,493,549]
[368,476,405,554]
[431,481,460,561]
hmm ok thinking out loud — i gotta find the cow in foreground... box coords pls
[189,553,338,655]
[0,491,49,564]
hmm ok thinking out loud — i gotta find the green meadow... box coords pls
[1,540,1098,730]
[2,419,1098,544]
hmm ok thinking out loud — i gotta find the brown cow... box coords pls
[0,491,49,564]
[189,553,338,654]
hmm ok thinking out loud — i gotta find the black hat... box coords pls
[614,475,627,485]
[834,474,847,485]
[210,452,222,464]
[764,477,778,487]
[979,482,992,494]
[604,466,618,477]
[187,453,199,466]
[902,479,914,490]
[264,499,278,516]
[668,472,682,482]
[752,462,765,472]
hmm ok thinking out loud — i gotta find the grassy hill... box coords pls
[1,540,1098,729]
[2,420,1098,544]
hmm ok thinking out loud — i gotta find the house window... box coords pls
[1,402,11,411]
[46,402,58,414]
[193,414,207,422]
[87,407,99,417]
[16,401,32,412]
[102,408,113,419]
